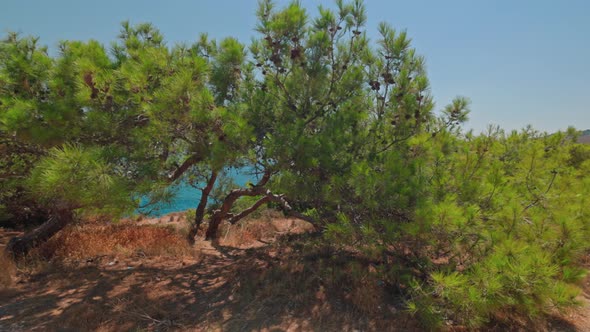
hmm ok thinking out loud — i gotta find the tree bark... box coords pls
[228,195,272,224]
[187,170,218,244]
[205,170,272,240]
[205,189,320,240]
[204,214,223,241]
[267,193,319,228]
[168,154,203,183]
[5,208,74,258]
[203,168,321,239]
[205,186,268,240]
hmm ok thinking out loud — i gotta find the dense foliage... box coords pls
[1,0,589,328]
[0,23,250,235]
[330,126,590,327]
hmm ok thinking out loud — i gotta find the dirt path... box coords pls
[0,243,275,331]
[1,220,397,331]
[1,225,590,331]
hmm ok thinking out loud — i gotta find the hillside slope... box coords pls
[579,129,590,144]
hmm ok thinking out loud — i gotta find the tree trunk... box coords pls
[228,195,272,224]
[187,170,218,245]
[205,187,267,240]
[205,190,320,239]
[202,166,325,240]
[267,193,319,228]
[5,208,73,258]
[205,213,223,240]
[202,170,320,240]
[204,170,272,240]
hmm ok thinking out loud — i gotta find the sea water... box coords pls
[136,167,254,217]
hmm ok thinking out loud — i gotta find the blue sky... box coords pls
[2,0,589,133]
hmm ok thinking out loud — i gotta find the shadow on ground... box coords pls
[0,240,421,332]
[1,225,585,332]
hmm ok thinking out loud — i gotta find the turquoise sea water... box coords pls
[137,168,253,217]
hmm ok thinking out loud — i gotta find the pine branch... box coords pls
[228,195,272,224]
[168,154,203,182]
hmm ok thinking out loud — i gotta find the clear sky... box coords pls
[1,0,589,133]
